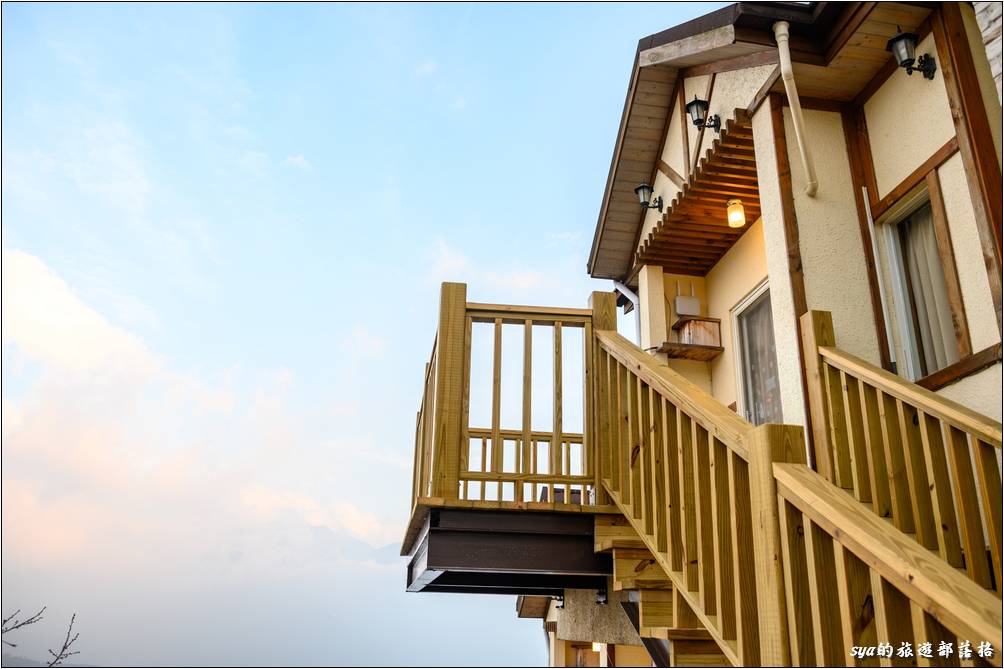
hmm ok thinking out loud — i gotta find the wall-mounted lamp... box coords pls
[554,595,564,609]
[685,96,721,133]
[727,199,746,228]
[886,26,936,79]
[595,587,608,605]
[634,182,663,212]
[592,643,606,653]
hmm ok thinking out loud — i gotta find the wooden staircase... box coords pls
[405,283,1003,667]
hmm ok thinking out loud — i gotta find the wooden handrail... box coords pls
[818,345,1002,446]
[801,310,1003,595]
[775,463,1003,666]
[595,329,753,459]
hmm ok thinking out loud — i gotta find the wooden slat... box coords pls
[896,400,938,550]
[678,409,699,592]
[552,322,563,481]
[973,439,1003,590]
[522,319,532,501]
[805,517,843,665]
[491,318,503,476]
[943,426,992,589]
[693,422,715,614]
[917,411,964,568]
[777,496,814,666]
[833,543,879,667]
[711,436,735,641]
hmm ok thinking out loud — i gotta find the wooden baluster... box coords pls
[552,322,562,495]
[651,390,669,555]
[841,370,872,503]
[711,436,736,641]
[618,363,631,505]
[805,517,843,665]
[583,320,594,503]
[869,572,912,669]
[825,362,854,489]
[431,282,466,498]
[973,438,1003,592]
[678,409,698,592]
[909,601,960,669]
[777,495,813,666]
[522,319,532,502]
[630,376,642,520]
[896,400,938,550]
[833,543,878,667]
[859,383,893,520]
[878,390,914,534]
[693,421,715,615]
[640,382,654,538]
[945,426,992,588]
[491,318,503,479]
[460,316,472,494]
[918,412,964,567]
[729,453,759,662]
[800,310,836,481]
[663,397,683,572]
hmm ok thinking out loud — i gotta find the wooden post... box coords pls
[747,423,805,667]
[431,282,467,498]
[799,310,835,482]
[589,291,617,505]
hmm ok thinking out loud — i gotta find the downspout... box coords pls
[613,281,641,345]
[774,21,818,197]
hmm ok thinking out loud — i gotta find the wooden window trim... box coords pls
[869,137,958,221]
[917,343,1002,391]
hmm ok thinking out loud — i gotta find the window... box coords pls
[733,283,783,426]
[881,201,960,381]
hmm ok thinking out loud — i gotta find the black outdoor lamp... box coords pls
[634,182,663,213]
[685,96,720,133]
[887,26,936,79]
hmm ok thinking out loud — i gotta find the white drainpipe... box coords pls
[613,281,641,345]
[774,21,818,197]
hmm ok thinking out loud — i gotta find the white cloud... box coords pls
[428,238,544,293]
[452,95,468,109]
[63,122,152,216]
[2,248,159,377]
[414,59,438,78]
[281,154,310,169]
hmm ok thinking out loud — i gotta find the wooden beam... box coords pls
[926,169,972,360]
[932,3,1003,333]
[916,344,1002,392]
[869,137,958,220]
[841,109,893,371]
[768,94,807,317]
[679,49,778,77]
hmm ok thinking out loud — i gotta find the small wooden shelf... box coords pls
[656,342,724,361]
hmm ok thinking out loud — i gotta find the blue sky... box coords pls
[2,3,723,665]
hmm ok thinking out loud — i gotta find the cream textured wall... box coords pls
[696,64,776,161]
[705,218,768,410]
[937,153,1001,351]
[662,272,712,393]
[864,33,956,198]
[751,103,806,430]
[684,75,711,163]
[638,170,672,252]
[787,108,882,364]
[939,363,1003,422]
[661,94,689,178]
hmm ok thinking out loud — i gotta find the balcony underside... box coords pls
[405,508,612,596]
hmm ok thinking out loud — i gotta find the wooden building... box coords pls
[401,2,1003,666]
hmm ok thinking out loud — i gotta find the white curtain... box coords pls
[901,204,959,375]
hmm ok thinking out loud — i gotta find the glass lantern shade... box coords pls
[634,182,654,206]
[727,199,746,228]
[886,29,918,68]
[686,96,709,126]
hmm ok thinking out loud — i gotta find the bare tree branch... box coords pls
[46,613,80,668]
[1,607,46,648]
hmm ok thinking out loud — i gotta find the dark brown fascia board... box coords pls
[586,48,647,278]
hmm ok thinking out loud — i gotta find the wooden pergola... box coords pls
[637,108,760,276]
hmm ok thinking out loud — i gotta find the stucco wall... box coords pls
[787,108,882,365]
[751,103,806,430]
[937,153,1001,351]
[864,33,956,198]
[938,363,1003,422]
[661,272,712,394]
[705,217,768,410]
[696,64,777,161]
